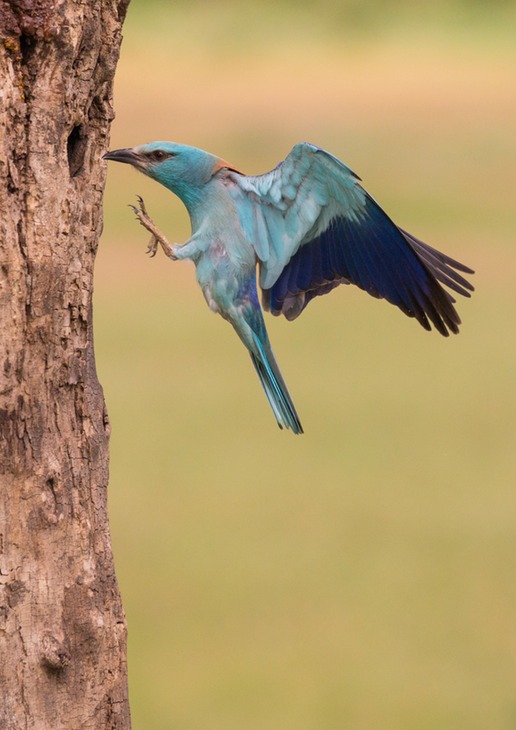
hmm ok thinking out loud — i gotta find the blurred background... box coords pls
[97,1,516,728]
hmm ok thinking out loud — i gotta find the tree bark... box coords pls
[0,1,131,727]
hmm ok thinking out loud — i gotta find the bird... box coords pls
[103,141,474,434]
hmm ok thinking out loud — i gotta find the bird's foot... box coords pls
[129,196,177,259]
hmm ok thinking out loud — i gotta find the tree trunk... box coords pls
[0,1,131,727]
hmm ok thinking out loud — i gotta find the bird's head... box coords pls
[104,141,235,209]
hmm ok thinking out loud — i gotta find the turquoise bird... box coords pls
[104,142,474,434]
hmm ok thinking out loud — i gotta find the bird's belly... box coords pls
[201,282,222,313]
[194,235,256,315]
[195,243,241,315]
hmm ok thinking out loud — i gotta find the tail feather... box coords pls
[250,333,303,434]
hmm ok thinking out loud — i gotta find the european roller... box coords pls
[104,142,474,434]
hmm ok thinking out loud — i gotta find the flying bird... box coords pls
[104,142,474,434]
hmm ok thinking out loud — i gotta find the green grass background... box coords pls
[96,2,516,727]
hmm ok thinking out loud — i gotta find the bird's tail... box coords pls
[249,332,303,434]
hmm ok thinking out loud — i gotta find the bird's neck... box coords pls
[176,179,224,233]
[173,182,205,225]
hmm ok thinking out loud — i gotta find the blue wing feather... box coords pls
[229,143,474,335]
[263,192,472,334]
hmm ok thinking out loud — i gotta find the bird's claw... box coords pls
[146,237,159,257]
[128,196,176,259]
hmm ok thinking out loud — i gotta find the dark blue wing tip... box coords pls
[264,199,474,336]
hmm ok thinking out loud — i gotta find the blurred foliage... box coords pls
[98,2,516,728]
[124,0,516,48]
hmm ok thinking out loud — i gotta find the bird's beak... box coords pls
[103,148,142,167]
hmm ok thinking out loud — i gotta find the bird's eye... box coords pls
[148,150,175,162]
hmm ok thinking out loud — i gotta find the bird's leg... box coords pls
[129,196,177,259]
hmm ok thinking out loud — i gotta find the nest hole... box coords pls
[67,123,87,178]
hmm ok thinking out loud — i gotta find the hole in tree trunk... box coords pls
[67,124,87,177]
[19,34,36,65]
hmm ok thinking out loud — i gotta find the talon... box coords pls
[146,237,158,257]
[136,195,147,214]
[127,196,174,259]
[129,203,144,222]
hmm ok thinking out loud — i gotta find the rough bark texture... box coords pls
[0,1,131,727]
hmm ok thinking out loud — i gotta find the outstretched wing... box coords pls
[228,143,474,335]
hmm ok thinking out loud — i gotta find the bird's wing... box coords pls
[227,142,474,335]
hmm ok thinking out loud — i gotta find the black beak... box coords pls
[103,148,141,166]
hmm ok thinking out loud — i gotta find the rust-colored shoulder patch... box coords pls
[212,159,243,176]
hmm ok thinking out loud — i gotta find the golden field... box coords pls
[96,3,516,727]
